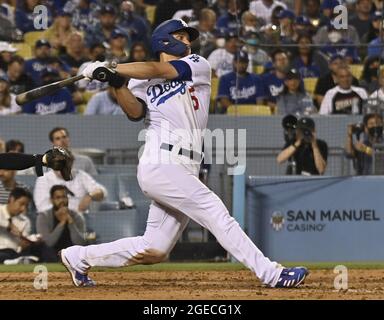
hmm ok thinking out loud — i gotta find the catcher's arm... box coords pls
[0,147,73,180]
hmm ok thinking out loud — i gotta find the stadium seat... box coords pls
[210,77,219,112]
[304,77,318,97]
[145,5,156,25]
[253,65,264,75]
[87,209,148,243]
[24,30,48,47]
[350,64,363,80]
[93,174,119,202]
[227,104,272,116]
[11,42,32,59]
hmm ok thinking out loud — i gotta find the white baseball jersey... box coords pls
[128,54,211,171]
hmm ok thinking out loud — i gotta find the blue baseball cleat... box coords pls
[275,267,309,288]
[60,250,96,287]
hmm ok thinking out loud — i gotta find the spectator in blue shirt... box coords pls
[22,68,75,115]
[216,0,248,35]
[24,39,70,86]
[217,50,265,113]
[261,49,290,108]
[63,0,98,32]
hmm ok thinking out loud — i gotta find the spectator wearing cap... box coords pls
[64,0,98,32]
[349,0,373,41]
[216,0,248,35]
[277,9,296,43]
[277,116,328,175]
[106,29,130,63]
[319,24,360,64]
[362,11,384,44]
[172,0,207,28]
[320,66,368,115]
[118,1,150,47]
[24,39,71,86]
[314,54,360,108]
[261,49,291,110]
[291,34,328,79]
[217,50,265,113]
[191,8,217,58]
[22,68,75,115]
[276,69,315,115]
[293,16,314,38]
[320,0,340,18]
[208,32,239,78]
[84,4,127,49]
[84,87,125,115]
[7,55,35,95]
[0,75,21,115]
[249,0,287,24]
[0,42,18,73]
[15,0,53,33]
[45,10,79,56]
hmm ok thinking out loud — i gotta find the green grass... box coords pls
[0,261,384,273]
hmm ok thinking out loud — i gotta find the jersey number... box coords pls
[189,87,199,110]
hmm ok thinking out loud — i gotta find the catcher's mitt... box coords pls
[44,146,74,181]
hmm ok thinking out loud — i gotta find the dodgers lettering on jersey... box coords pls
[128,54,211,156]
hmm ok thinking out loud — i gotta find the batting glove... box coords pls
[82,61,109,80]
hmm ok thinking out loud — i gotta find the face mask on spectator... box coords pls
[328,31,342,43]
[244,26,257,33]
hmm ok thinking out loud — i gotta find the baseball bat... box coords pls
[16,74,84,105]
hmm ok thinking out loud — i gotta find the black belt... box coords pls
[160,143,203,162]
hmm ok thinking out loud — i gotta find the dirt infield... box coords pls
[0,268,383,300]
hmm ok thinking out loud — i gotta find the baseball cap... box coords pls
[100,4,116,15]
[225,31,238,40]
[277,9,295,20]
[285,68,301,80]
[297,117,315,130]
[111,29,127,39]
[372,11,383,20]
[329,53,344,63]
[295,16,311,26]
[234,50,249,63]
[321,0,340,10]
[35,39,51,48]
[0,41,17,53]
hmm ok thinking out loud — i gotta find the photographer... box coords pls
[277,116,328,175]
[345,113,384,175]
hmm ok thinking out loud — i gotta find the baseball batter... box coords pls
[60,19,308,288]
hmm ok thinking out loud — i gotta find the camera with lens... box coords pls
[351,123,364,138]
[297,117,315,144]
[282,114,297,144]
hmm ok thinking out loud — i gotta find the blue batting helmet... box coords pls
[151,19,199,57]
